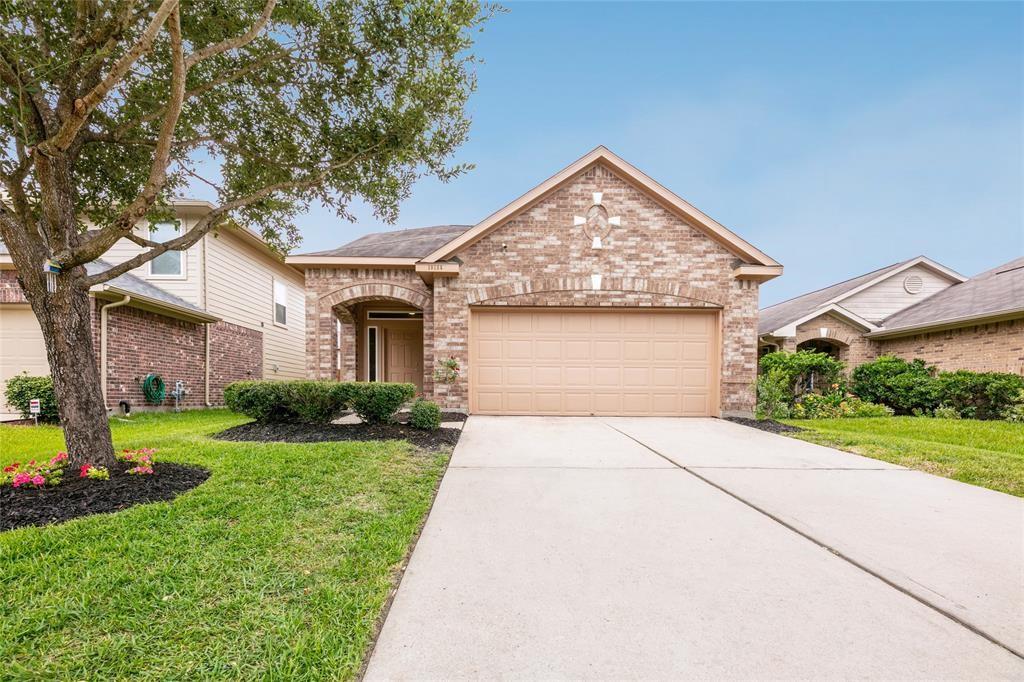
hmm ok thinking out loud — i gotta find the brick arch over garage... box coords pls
[320,282,431,323]
[466,277,726,307]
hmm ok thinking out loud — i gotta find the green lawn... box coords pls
[0,410,449,680]
[785,417,1024,497]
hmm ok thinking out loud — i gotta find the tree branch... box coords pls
[39,0,178,154]
[63,4,187,268]
[184,0,277,68]
[82,144,382,287]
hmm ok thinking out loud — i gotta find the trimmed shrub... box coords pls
[935,371,1024,420]
[409,399,442,430]
[759,350,845,398]
[347,382,416,424]
[224,380,355,424]
[4,374,59,422]
[1003,390,1024,423]
[933,405,961,420]
[851,357,941,415]
[755,368,791,420]
[224,381,293,422]
[791,394,892,419]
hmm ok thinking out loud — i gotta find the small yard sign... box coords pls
[29,399,40,415]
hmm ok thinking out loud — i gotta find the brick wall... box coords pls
[301,162,764,416]
[209,321,263,403]
[438,162,759,415]
[877,319,1024,375]
[0,269,27,303]
[94,301,207,409]
[782,313,879,368]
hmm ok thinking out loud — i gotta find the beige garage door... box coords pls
[0,305,50,419]
[469,308,719,417]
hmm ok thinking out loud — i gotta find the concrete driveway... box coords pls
[365,417,1024,680]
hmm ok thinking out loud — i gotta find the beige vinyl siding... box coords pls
[204,230,306,380]
[842,265,957,323]
[98,217,204,307]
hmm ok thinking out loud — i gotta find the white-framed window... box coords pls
[148,222,185,278]
[366,326,379,381]
[273,279,288,326]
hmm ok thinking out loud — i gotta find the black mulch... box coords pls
[1,462,210,532]
[725,416,804,434]
[213,420,462,450]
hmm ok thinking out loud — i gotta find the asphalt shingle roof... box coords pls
[85,259,210,317]
[758,259,913,334]
[298,225,472,259]
[879,257,1024,333]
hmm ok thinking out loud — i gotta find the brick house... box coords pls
[288,147,783,417]
[759,256,1024,375]
[0,200,306,419]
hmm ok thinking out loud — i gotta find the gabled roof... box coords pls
[421,146,781,269]
[868,257,1024,337]
[295,224,471,260]
[759,256,965,335]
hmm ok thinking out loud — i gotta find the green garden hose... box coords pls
[142,373,166,404]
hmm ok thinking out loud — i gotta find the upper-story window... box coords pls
[148,222,184,277]
[274,279,288,326]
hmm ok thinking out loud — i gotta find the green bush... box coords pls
[851,357,941,415]
[1004,390,1024,423]
[935,371,1024,420]
[4,374,59,422]
[223,380,351,424]
[409,399,442,430]
[759,350,845,398]
[755,368,791,420]
[933,405,962,420]
[347,382,416,424]
[790,393,892,419]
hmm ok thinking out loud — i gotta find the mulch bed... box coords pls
[726,416,804,434]
[1,463,210,532]
[213,420,463,450]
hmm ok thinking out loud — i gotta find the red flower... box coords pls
[79,464,91,478]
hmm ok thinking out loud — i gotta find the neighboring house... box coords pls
[0,200,305,419]
[759,256,1024,375]
[288,146,782,417]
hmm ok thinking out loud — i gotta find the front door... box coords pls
[386,327,424,391]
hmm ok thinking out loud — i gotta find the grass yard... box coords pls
[785,417,1024,497]
[0,410,449,680]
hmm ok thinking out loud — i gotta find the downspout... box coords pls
[202,234,211,406]
[100,294,132,411]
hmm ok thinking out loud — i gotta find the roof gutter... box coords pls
[95,284,220,323]
[865,308,1024,339]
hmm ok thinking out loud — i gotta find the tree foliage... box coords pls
[0,0,494,283]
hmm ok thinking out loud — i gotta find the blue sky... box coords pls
[287,2,1023,306]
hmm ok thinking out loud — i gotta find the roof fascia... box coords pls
[772,303,879,337]
[866,308,1024,339]
[284,256,418,268]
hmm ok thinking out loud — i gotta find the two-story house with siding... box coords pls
[0,199,305,420]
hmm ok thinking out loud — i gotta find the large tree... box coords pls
[0,0,490,468]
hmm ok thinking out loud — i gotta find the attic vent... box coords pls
[903,274,924,294]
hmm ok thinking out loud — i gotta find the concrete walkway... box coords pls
[365,417,1024,680]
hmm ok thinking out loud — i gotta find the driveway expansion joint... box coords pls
[602,421,1024,662]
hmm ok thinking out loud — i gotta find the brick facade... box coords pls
[876,319,1024,375]
[778,313,879,367]
[303,162,762,416]
[0,269,27,303]
[94,301,207,409]
[208,321,264,403]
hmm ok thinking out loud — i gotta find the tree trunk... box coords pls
[24,266,115,470]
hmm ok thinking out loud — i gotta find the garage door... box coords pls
[0,305,50,419]
[469,309,719,416]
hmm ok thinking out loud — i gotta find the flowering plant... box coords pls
[433,356,461,384]
[2,452,68,488]
[79,464,110,480]
[117,448,156,475]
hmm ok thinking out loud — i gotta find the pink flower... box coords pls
[79,465,91,478]
[31,475,45,486]
[11,472,31,488]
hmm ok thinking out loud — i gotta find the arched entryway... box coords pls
[797,338,845,360]
[316,283,430,392]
